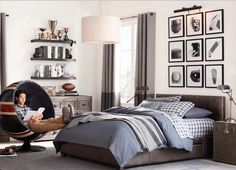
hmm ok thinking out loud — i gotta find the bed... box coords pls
[53,94,225,170]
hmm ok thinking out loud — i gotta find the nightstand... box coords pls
[213,121,236,165]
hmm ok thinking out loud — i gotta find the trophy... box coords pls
[48,20,57,39]
[64,27,69,41]
[39,28,46,39]
[57,30,63,40]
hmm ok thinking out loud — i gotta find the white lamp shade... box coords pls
[81,16,121,44]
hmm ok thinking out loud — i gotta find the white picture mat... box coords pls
[186,39,203,61]
[186,13,203,36]
[169,66,184,87]
[205,37,223,61]
[206,10,223,34]
[169,41,184,62]
[187,65,203,87]
[169,15,184,38]
[205,65,223,87]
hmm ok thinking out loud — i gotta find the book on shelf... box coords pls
[51,46,55,59]
[47,46,52,59]
[54,46,58,59]
[58,47,64,59]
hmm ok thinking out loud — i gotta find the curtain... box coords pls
[0,13,7,92]
[135,12,156,105]
[101,44,120,111]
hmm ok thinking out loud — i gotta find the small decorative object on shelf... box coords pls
[64,27,69,41]
[48,20,58,39]
[62,83,76,91]
[42,86,56,96]
[65,48,72,59]
[57,30,63,40]
[39,28,46,39]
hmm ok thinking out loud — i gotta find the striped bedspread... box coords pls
[67,112,167,151]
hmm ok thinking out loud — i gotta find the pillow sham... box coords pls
[159,101,194,118]
[146,95,182,102]
[184,107,213,118]
[138,100,161,110]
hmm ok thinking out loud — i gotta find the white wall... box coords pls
[102,1,236,119]
[0,1,102,110]
[1,1,236,117]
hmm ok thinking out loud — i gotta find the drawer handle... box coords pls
[82,104,86,106]
[53,104,58,107]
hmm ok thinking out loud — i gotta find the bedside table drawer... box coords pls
[214,121,236,165]
[78,100,90,111]
[51,100,62,113]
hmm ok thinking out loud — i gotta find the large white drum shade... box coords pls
[81,16,121,44]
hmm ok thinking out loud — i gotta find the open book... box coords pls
[23,107,45,121]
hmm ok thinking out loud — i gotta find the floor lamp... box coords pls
[126,86,149,103]
[217,85,236,122]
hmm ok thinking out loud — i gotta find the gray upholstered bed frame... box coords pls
[59,94,225,170]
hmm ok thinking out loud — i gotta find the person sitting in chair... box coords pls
[15,89,73,133]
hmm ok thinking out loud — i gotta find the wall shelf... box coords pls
[31,76,76,80]
[30,57,76,62]
[31,39,76,44]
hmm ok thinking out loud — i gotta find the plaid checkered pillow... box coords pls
[159,101,194,118]
[146,96,182,102]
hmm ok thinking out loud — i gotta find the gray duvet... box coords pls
[53,107,193,167]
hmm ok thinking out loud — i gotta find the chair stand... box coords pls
[16,140,46,152]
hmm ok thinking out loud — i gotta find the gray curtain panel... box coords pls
[135,12,156,105]
[101,44,120,111]
[0,13,7,92]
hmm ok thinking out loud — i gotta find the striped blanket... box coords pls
[67,112,167,151]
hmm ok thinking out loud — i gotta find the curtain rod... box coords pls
[120,15,137,20]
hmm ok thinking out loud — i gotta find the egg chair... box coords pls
[0,81,55,152]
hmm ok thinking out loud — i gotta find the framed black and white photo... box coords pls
[186,38,203,62]
[168,65,185,87]
[186,12,203,37]
[205,64,224,88]
[168,40,184,62]
[205,37,224,61]
[205,9,224,35]
[186,65,203,87]
[168,15,184,38]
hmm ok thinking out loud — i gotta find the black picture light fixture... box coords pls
[217,85,236,122]
[174,5,202,13]
[126,86,149,103]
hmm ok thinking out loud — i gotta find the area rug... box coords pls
[0,141,235,170]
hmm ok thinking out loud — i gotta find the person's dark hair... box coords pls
[14,89,27,104]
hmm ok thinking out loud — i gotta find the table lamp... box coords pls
[217,85,236,122]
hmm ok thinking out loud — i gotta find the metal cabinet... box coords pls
[213,121,236,165]
[36,95,92,141]
[50,95,92,117]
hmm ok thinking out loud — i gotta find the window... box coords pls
[119,19,137,106]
